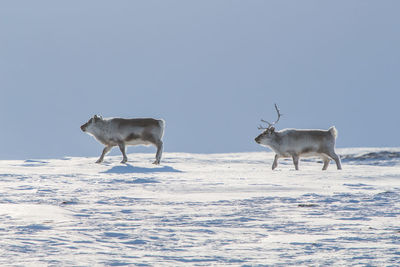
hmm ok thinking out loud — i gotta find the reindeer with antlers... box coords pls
[255,104,342,170]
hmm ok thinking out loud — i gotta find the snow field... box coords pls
[0,149,399,266]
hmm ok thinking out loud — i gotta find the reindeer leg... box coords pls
[153,141,163,165]
[327,150,342,170]
[322,156,330,170]
[272,154,279,170]
[96,145,112,163]
[118,143,128,163]
[292,154,299,170]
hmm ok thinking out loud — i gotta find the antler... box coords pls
[259,104,282,129]
[258,124,269,130]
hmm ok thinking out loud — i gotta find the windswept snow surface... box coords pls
[0,148,399,266]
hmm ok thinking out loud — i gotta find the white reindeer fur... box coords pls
[81,116,165,164]
[255,126,342,170]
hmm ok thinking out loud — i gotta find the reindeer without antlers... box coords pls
[254,104,342,170]
[81,115,165,164]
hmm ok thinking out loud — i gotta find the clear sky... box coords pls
[1,1,399,160]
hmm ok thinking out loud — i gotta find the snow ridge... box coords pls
[340,148,400,166]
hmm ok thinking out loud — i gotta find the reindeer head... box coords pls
[255,104,282,145]
[80,115,103,132]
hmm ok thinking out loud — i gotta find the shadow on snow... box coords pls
[102,164,182,174]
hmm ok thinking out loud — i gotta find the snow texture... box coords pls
[0,148,399,266]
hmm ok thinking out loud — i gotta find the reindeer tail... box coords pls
[329,126,338,139]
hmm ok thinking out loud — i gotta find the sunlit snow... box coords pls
[0,148,399,265]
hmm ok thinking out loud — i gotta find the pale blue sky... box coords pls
[1,1,399,159]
